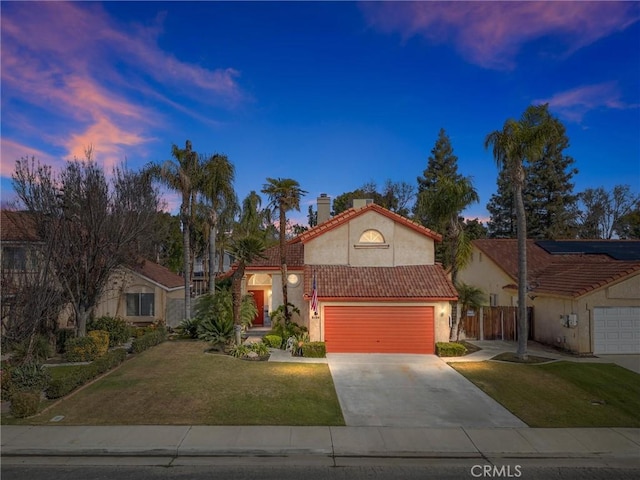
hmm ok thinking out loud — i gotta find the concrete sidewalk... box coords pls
[2,425,639,460]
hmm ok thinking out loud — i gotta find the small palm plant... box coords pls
[455,282,487,342]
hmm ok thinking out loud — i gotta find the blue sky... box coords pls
[1,1,639,224]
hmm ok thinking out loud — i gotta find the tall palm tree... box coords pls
[417,174,479,340]
[151,140,201,320]
[201,153,237,294]
[485,104,558,360]
[261,178,307,323]
[455,282,487,341]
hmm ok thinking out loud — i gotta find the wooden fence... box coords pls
[461,306,534,341]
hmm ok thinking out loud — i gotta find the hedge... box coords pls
[301,342,326,358]
[87,316,132,346]
[46,348,127,399]
[263,335,283,349]
[435,342,467,357]
[88,330,110,357]
[10,391,40,418]
[64,336,99,362]
[130,328,167,354]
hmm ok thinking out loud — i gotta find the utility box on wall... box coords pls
[568,313,578,328]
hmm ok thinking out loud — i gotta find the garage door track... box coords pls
[327,353,527,428]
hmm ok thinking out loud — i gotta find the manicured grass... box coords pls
[491,352,554,364]
[451,361,640,427]
[11,341,345,426]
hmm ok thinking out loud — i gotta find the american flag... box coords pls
[311,271,318,315]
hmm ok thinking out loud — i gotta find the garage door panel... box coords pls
[325,305,434,354]
[593,307,640,354]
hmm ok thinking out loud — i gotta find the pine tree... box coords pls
[414,128,463,228]
[486,168,516,238]
[524,121,579,239]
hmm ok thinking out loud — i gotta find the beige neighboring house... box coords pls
[93,261,185,326]
[459,239,640,355]
[1,210,185,330]
[244,196,458,354]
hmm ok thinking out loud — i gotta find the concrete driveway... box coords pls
[327,353,527,428]
[597,354,640,374]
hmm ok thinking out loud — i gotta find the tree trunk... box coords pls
[514,182,529,360]
[449,301,458,342]
[279,204,290,322]
[231,264,244,345]
[182,220,191,320]
[208,223,216,294]
[76,304,91,338]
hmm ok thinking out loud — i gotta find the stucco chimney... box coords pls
[317,193,331,225]
[352,198,373,209]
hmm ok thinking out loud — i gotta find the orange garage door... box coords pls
[324,305,434,354]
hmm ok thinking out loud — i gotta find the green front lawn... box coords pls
[7,341,344,426]
[451,360,640,427]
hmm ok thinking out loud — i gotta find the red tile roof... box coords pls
[473,239,640,298]
[292,203,442,244]
[1,211,39,242]
[246,242,304,270]
[130,260,185,290]
[303,264,458,300]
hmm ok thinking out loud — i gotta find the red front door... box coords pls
[248,290,265,326]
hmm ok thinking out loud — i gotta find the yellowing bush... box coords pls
[87,330,109,356]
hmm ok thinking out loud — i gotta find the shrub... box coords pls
[176,317,201,339]
[301,342,326,358]
[64,336,99,362]
[130,329,167,354]
[249,341,270,357]
[10,335,53,364]
[46,349,127,399]
[436,342,467,357]
[227,344,250,358]
[10,362,50,394]
[197,316,234,347]
[269,304,307,340]
[10,391,40,418]
[56,329,75,353]
[263,335,283,349]
[88,316,132,346]
[1,368,14,401]
[87,330,110,357]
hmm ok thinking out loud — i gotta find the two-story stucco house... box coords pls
[459,239,640,355]
[243,196,458,354]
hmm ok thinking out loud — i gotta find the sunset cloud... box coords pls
[0,1,244,178]
[361,2,639,70]
[536,82,638,123]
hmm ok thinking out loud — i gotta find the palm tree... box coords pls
[201,153,237,294]
[229,236,266,344]
[261,178,307,323]
[416,174,479,340]
[151,140,201,320]
[485,104,558,360]
[455,282,487,341]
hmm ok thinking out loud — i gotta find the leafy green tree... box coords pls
[617,207,640,239]
[414,128,463,226]
[262,178,307,323]
[332,180,415,216]
[485,104,558,360]
[486,168,516,238]
[577,185,640,239]
[201,153,237,293]
[151,212,183,273]
[463,218,488,240]
[150,140,201,319]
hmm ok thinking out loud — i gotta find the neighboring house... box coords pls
[244,197,458,354]
[459,239,640,354]
[92,261,185,327]
[1,210,185,330]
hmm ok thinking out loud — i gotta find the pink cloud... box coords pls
[1,2,245,179]
[0,139,61,178]
[536,82,638,123]
[361,2,639,70]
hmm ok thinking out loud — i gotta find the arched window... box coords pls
[358,229,385,243]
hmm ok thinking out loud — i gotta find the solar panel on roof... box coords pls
[535,240,640,261]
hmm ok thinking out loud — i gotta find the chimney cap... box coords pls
[319,193,327,198]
